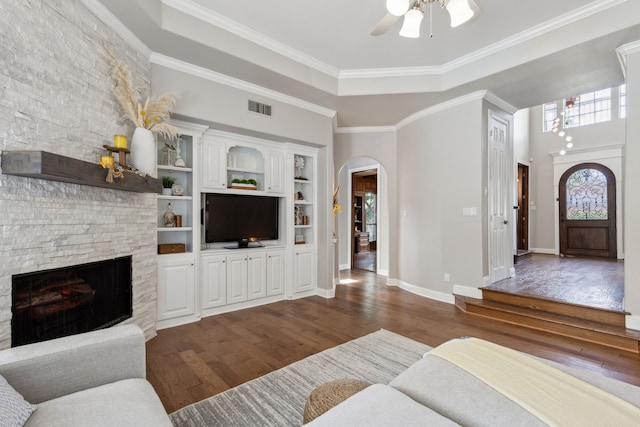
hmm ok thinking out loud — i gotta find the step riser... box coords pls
[482,290,626,327]
[465,304,639,353]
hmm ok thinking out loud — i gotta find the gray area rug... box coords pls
[170,329,431,426]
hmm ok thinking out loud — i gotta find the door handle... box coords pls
[503,220,509,224]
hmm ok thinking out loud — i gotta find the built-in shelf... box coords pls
[158,195,193,201]
[158,227,193,232]
[157,165,193,172]
[1,151,162,193]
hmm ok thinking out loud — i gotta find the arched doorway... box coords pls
[337,158,389,276]
[559,163,617,258]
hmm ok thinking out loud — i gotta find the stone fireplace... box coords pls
[0,0,158,349]
[12,256,133,347]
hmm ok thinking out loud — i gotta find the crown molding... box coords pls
[334,126,397,134]
[162,0,340,79]
[335,91,514,134]
[441,0,628,74]
[616,39,640,79]
[79,0,150,57]
[340,66,441,80]
[150,53,337,119]
[396,91,487,130]
[484,92,518,114]
[320,0,629,82]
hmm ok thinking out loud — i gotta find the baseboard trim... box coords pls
[531,248,556,255]
[377,269,389,277]
[339,263,350,270]
[626,314,640,331]
[453,284,482,299]
[396,280,455,305]
[317,287,336,299]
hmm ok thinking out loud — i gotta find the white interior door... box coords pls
[488,112,512,284]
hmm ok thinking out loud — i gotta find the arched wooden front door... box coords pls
[559,163,616,258]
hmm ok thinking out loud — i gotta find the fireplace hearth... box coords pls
[11,256,132,347]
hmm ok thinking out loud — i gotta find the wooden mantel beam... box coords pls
[1,151,162,194]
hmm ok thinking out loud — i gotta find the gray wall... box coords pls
[527,90,626,252]
[334,131,397,279]
[622,45,640,325]
[396,99,485,296]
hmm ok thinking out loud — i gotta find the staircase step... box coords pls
[482,288,627,327]
[459,297,640,353]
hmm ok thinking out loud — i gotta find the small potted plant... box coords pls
[230,178,257,190]
[161,176,175,195]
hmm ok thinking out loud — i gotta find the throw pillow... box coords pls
[0,374,37,427]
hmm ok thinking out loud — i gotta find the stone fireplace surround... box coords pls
[0,0,159,349]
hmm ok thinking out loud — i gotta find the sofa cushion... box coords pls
[305,384,460,426]
[0,374,36,427]
[390,355,546,427]
[24,378,171,427]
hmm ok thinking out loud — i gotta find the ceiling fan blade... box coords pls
[370,13,400,36]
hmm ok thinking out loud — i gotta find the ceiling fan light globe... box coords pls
[386,0,411,16]
[446,0,479,28]
[399,9,423,38]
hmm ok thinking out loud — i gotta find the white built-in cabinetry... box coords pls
[157,127,318,328]
[199,247,286,317]
[156,121,207,329]
[201,130,285,195]
[291,149,317,293]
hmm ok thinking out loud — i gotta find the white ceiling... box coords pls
[97,0,640,127]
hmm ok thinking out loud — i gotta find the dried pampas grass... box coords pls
[105,45,181,140]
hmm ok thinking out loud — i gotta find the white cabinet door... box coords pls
[226,253,248,304]
[157,257,195,320]
[200,254,227,309]
[266,250,285,296]
[247,252,267,300]
[265,149,284,194]
[201,138,227,190]
[294,248,315,293]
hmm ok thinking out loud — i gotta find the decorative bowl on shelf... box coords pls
[172,184,185,196]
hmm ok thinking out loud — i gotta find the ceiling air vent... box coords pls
[248,100,272,117]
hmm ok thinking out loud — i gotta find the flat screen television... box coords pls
[205,193,279,248]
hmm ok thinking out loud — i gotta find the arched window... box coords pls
[566,168,608,220]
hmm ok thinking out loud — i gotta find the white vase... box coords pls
[130,127,156,176]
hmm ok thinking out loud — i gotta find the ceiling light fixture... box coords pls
[550,96,579,155]
[373,0,480,37]
[399,5,425,38]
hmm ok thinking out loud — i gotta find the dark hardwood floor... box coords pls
[353,250,376,271]
[146,269,640,414]
[489,254,624,311]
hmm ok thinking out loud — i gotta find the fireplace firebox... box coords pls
[11,256,132,347]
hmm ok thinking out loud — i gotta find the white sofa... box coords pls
[307,338,640,426]
[0,324,171,427]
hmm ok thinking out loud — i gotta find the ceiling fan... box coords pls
[372,0,481,38]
